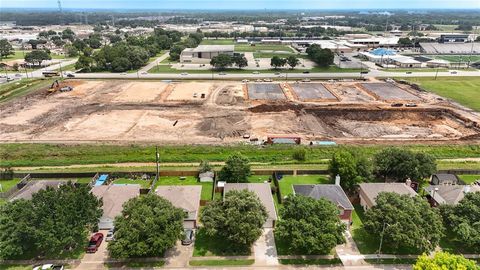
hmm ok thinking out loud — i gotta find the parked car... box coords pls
[141,71,148,75]
[181,72,189,76]
[450,70,458,74]
[33,264,64,270]
[86,232,104,253]
[66,73,75,78]
[263,78,272,82]
[405,103,417,107]
[302,71,310,74]
[106,228,115,241]
[391,103,404,107]
[182,229,194,245]
[252,71,260,74]
[15,73,22,77]
[406,71,412,74]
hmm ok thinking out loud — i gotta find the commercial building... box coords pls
[439,34,469,43]
[180,45,235,63]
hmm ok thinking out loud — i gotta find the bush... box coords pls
[292,148,307,161]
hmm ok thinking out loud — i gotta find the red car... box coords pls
[86,232,104,253]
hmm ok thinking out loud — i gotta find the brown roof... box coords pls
[10,180,76,201]
[224,183,277,221]
[155,185,202,220]
[359,183,417,206]
[92,185,141,222]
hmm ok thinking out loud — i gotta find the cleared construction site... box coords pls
[1,79,479,144]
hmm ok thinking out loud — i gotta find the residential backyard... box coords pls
[458,174,480,184]
[0,179,21,192]
[277,174,331,196]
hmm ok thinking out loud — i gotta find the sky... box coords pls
[2,0,480,10]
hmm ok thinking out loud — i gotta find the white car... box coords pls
[252,71,260,74]
[181,72,189,76]
[141,71,148,75]
[106,228,115,241]
[33,264,64,270]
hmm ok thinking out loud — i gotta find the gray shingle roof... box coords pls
[359,183,417,206]
[224,183,277,221]
[293,184,354,210]
[155,185,202,220]
[425,185,480,205]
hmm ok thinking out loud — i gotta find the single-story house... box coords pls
[224,183,277,228]
[425,185,480,206]
[293,184,354,222]
[155,185,202,229]
[10,180,76,201]
[358,183,417,210]
[180,45,235,64]
[91,184,141,229]
[430,174,460,185]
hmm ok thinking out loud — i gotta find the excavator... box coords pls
[48,80,73,94]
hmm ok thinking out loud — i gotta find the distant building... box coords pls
[430,174,460,185]
[180,45,235,63]
[439,34,469,43]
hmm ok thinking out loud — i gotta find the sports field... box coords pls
[404,77,480,111]
[434,55,480,63]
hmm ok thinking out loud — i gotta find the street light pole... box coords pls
[378,221,388,256]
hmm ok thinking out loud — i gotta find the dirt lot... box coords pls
[0,79,479,144]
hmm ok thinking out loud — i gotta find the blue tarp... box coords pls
[94,174,108,186]
[370,48,396,56]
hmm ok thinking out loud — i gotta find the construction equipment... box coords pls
[48,80,73,94]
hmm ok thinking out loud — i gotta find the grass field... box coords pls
[235,44,294,53]
[2,144,479,168]
[189,259,254,266]
[153,176,213,201]
[278,175,331,197]
[403,77,480,111]
[279,258,342,265]
[0,78,53,103]
[458,175,480,184]
[0,50,31,61]
[192,228,251,256]
[0,179,21,192]
[200,39,235,45]
[434,55,480,63]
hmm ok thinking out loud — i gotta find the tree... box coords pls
[306,44,334,67]
[201,190,267,247]
[109,35,122,44]
[374,148,436,181]
[75,55,93,72]
[218,153,251,183]
[199,160,212,173]
[0,39,14,58]
[112,57,132,72]
[440,193,480,253]
[414,252,479,270]
[169,44,185,61]
[328,150,372,193]
[210,54,233,70]
[64,45,79,57]
[12,63,19,71]
[232,54,248,69]
[286,55,300,69]
[275,195,345,254]
[108,194,184,258]
[364,192,444,253]
[270,56,287,69]
[24,50,51,66]
[61,28,75,41]
[398,37,413,46]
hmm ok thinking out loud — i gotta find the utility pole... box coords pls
[150,146,160,192]
[378,222,388,256]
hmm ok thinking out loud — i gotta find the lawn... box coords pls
[189,259,254,266]
[0,179,21,192]
[458,175,480,184]
[154,176,213,201]
[364,258,417,265]
[235,44,294,53]
[112,178,151,188]
[0,78,54,103]
[277,175,331,197]
[192,228,251,256]
[402,77,480,111]
[279,258,342,265]
[2,144,480,168]
[0,265,32,270]
[434,55,480,63]
[0,50,31,61]
[201,39,235,45]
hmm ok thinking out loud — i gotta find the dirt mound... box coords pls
[196,114,249,139]
[248,103,304,113]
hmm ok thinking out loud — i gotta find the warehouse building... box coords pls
[180,45,235,63]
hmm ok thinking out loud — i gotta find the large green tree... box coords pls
[286,55,300,69]
[218,153,251,183]
[374,148,436,181]
[270,56,287,69]
[210,54,233,70]
[24,50,51,66]
[328,150,372,193]
[0,39,14,58]
[108,194,184,258]
[414,252,479,270]
[275,195,345,254]
[306,45,334,67]
[201,190,267,247]
[233,54,248,69]
[364,192,444,253]
[0,183,102,259]
[440,193,480,253]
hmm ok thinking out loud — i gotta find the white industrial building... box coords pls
[180,45,235,63]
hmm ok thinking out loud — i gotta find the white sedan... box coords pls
[33,264,64,270]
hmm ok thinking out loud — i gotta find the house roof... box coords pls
[92,184,141,227]
[359,183,417,206]
[425,185,480,205]
[293,184,354,210]
[224,183,277,221]
[10,180,76,201]
[155,185,202,220]
[432,174,459,183]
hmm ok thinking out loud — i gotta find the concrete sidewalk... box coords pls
[253,229,279,266]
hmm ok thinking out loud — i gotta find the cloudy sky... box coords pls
[2,0,479,10]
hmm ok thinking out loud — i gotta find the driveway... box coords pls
[75,230,109,270]
[336,228,367,267]
[253,228,279,266]
[164,240,194,268]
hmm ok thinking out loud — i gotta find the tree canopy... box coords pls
[274,195,345,254]
[0,183,102,259]
[286,55,300,69]
[0,39,14,58]
[364,192,444,253]
[200,190,267,247]
[270,56,287,69]
[328,150,372,193]
[210,54,234,70]
[306,45,334,67]
[218,153,251,183]
[414,252,479,270]
[440,193,480,253]
[24,50,51,66]
[374,148,436,181]
[108,194,185,258]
